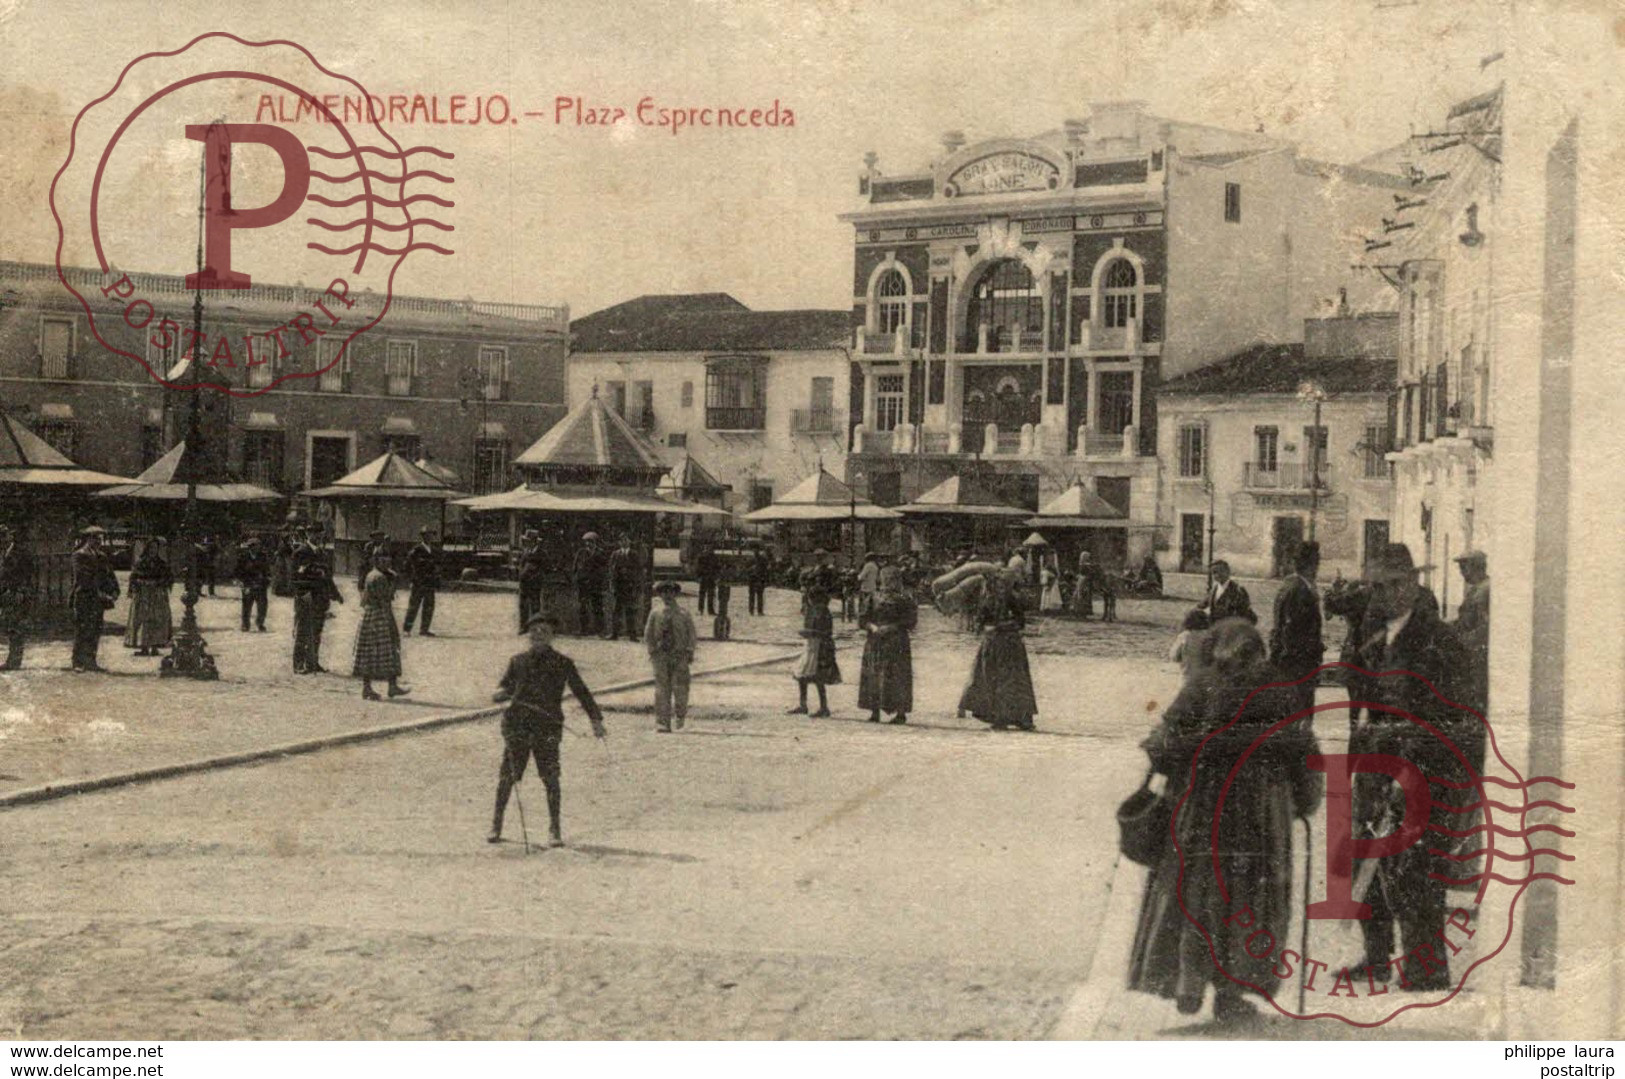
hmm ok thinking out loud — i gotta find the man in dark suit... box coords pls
[515,528,544,632]
[1451,550,1490,717]
[1348,542,1475,991]
[0,524,34,670]
[403,527,442,636]
[69,529,119,672]
[236,535,271,632]
[357,530,388,591]
[292,527,344,673]
[572,532,610,637]
[695,542,720,616]
[1201,559,1256,624]
[1270,540,1324,715]
[606,534,643,641]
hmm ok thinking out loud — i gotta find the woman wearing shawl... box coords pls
[858,565,917,724]
[959,569,1039,730]
[352,550,410,701]
[124,537,174,656]
[1127,618,1322,1025]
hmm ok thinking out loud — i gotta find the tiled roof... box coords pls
[514,394,667,470]
[570,293,850,353]
[1157,343,1395,396]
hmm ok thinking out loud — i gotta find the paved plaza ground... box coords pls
[0,574,1509,1039]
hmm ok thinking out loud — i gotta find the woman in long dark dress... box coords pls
[859,567,917,724]
[788,586,840,717]
[352,552,409,701]
[1127,618,1322,1025]
[959,570,1039,730]
[124,537,174,656]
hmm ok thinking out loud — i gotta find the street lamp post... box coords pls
[162,124,223,680]
[1203,474,1217,592]
[1298,380,1328,543]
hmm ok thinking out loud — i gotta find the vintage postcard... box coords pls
[0,0,1620,1058]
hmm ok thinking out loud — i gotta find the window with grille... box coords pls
[242,431,284,488]
[478,346,508,401]
[873,374,905,432]
[750,481,774,511]
[1254,426,1279,471]
[247,357,274,388]
[634,380,655,429]
[681,380,694,408]
[704,362,766,429]
[1363,424,1390,478]
[34,420,76,459]
[472,438,509,494]
[876,270,908,334]
[385,341,417,396]
[40,318,73,379]
[1177,424,1206,478]
[317,339,348,392]
[382,433,421,460]
[1102,260,1138,328]
[666,432,688,449]
[1224,182,1241,223]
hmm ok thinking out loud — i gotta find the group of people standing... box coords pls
[1128,539,1493,1025]
[514,528,648,640]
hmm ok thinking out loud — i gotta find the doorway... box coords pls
[1180,513,1205,573]
[309,435,352,490]
[1271,516,1305,578]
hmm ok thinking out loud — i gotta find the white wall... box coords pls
[565,349,850,514]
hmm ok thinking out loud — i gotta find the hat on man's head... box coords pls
[420,526,434,536]
[368,530,387,540]
[1367,542,1429,580]
[523,612,558,632]
[1454,549,1487,566]
[812,548,828,557]
[582,531,599,542]
[653,580,682,596]
[79,525,106,538]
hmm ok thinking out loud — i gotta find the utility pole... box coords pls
[1299,380,1328,543]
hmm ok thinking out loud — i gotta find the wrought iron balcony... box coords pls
[705,406,767,431]
[790,408,842,434]
[1243,462,1331,491]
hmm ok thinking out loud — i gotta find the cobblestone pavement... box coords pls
[0,658,1147,1039]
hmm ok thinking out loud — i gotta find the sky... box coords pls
[0,0,1509,319]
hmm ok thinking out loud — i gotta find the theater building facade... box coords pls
[840,100,1408,567]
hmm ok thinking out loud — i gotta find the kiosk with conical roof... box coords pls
[307,452,468,576]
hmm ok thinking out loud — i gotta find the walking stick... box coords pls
[514,783,532,855]
[1298,814,1312,1013]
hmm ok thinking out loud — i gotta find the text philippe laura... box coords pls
[254,94,795,134]
[100,274,354,372]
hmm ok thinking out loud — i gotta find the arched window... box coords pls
[1102,260,1138,328]
[968,259,1039,352]
[876,270,908,334]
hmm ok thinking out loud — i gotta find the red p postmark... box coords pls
[50,32,455,395]
[1170,663,1576,1027]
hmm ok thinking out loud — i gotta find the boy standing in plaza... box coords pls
[643,580,697,732]
[490,613,607,848]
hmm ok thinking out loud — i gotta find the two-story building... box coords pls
[564,294,851,519]
[1378,88,1500,616]
[838,100,1409,568]
[1156,313,1397,580]
[0,261,570,499]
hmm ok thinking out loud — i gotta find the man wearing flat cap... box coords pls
[69,528,119,673]
[1346,542,1476,991]
[0,524,34,671]
[357,530,389,591]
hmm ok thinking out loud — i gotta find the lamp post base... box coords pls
[160,599,219,681]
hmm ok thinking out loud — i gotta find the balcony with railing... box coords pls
[790,407,843,435]
[705,405,767,431]
[1242,462,1331,491]
[849,421,1144,461]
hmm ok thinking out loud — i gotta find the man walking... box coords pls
[1451,550,1490,718]
[69,529,119,673]
[1269,540,1324,716]
[1348,543,1473,991]
[236,534,271,632]
[572,532,609,637]
[489,613,607,847]
[695,542,720,616]
[747,543,771,616]
[403,527,442,636]
[644,580,696,732]
[1201,559,1256,624]
[292,527,344,674]
[516,528,544,632]
[0,525,34,670]
[606,535,644,641]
